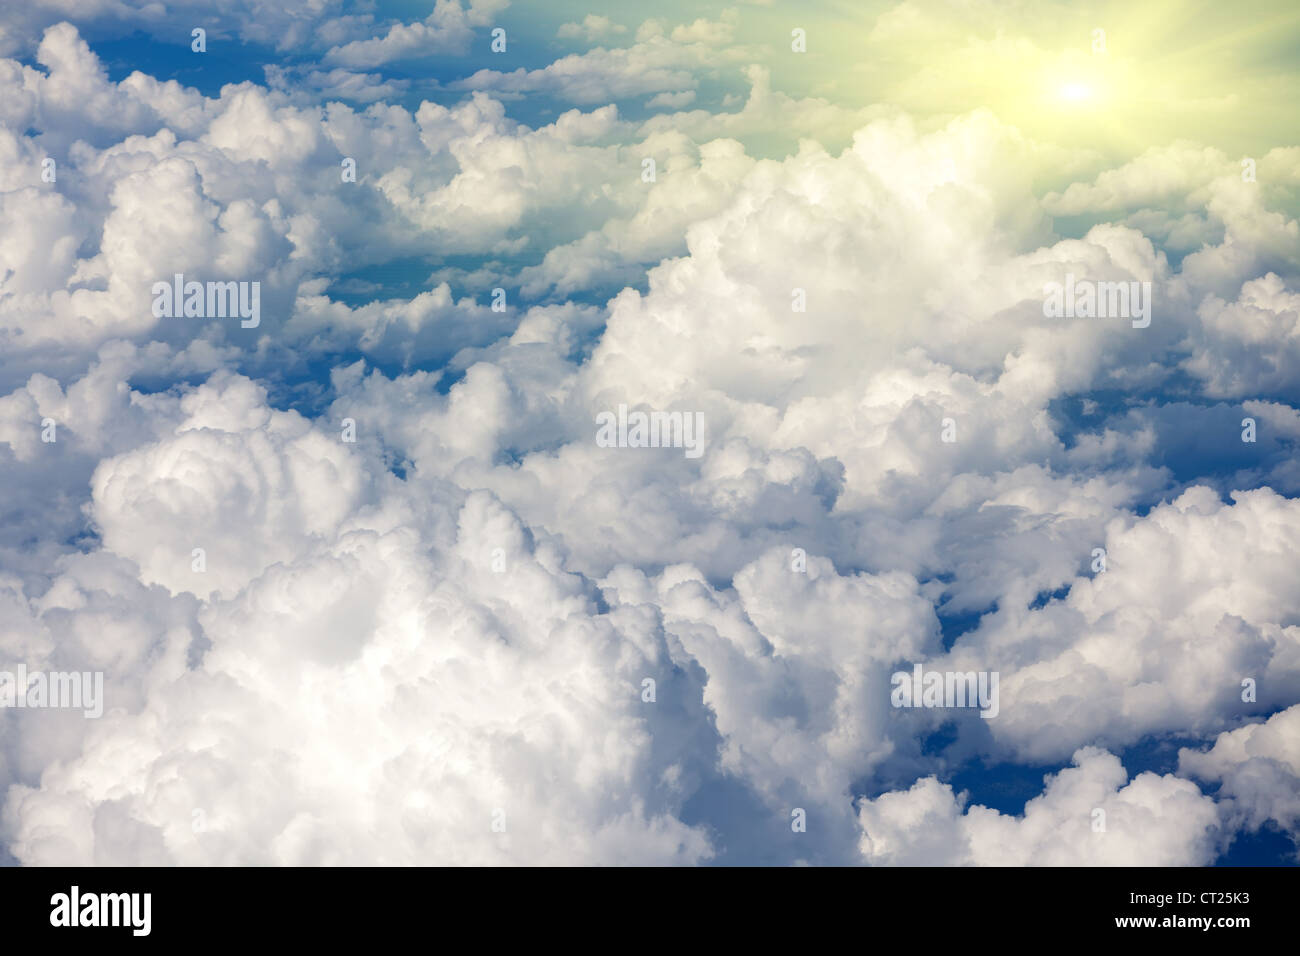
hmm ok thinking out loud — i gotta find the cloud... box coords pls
[264,67,411,105]
[0,8,1298,867]
[858,748,1221,865]
[557,15,627,43]
[645,89,695,110]
[456,13,750,104]
[1179,704,1300,851]
[89,373,375,602]
[323,0,508,69]
[5,376,715,864]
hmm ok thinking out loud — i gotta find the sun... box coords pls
[1058,82,1093,102]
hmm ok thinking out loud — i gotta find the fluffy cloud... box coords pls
[6,379,716,864]
[858,748,1221,866]
[323,0,508,69]
[90,373,375,601]
[0,6,1298,867]
[937,486,1300,763]
[1179,704,1300,852]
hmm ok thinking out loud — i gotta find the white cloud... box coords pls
[1179,704,1300,849]
[940,486,1300,763]
[90,373,374,601]
[0,12,1298,867]
[457,14,750,104]
[323,0,508,69]
[858,748,1221,865]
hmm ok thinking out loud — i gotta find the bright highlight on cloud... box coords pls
[0,0,1297,867]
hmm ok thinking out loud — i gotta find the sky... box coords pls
[0,0,1298,866]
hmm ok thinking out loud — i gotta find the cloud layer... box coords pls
[0,3,1297,865]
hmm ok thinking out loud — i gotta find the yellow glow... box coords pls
[793,0,1300,160]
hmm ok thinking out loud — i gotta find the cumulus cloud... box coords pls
[858,748,1221,866]
[323,0,508,69]
[6,376,717,864]
[1179,704,1300,852]
[933,486,1300,763]
[0,6,1298,867]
